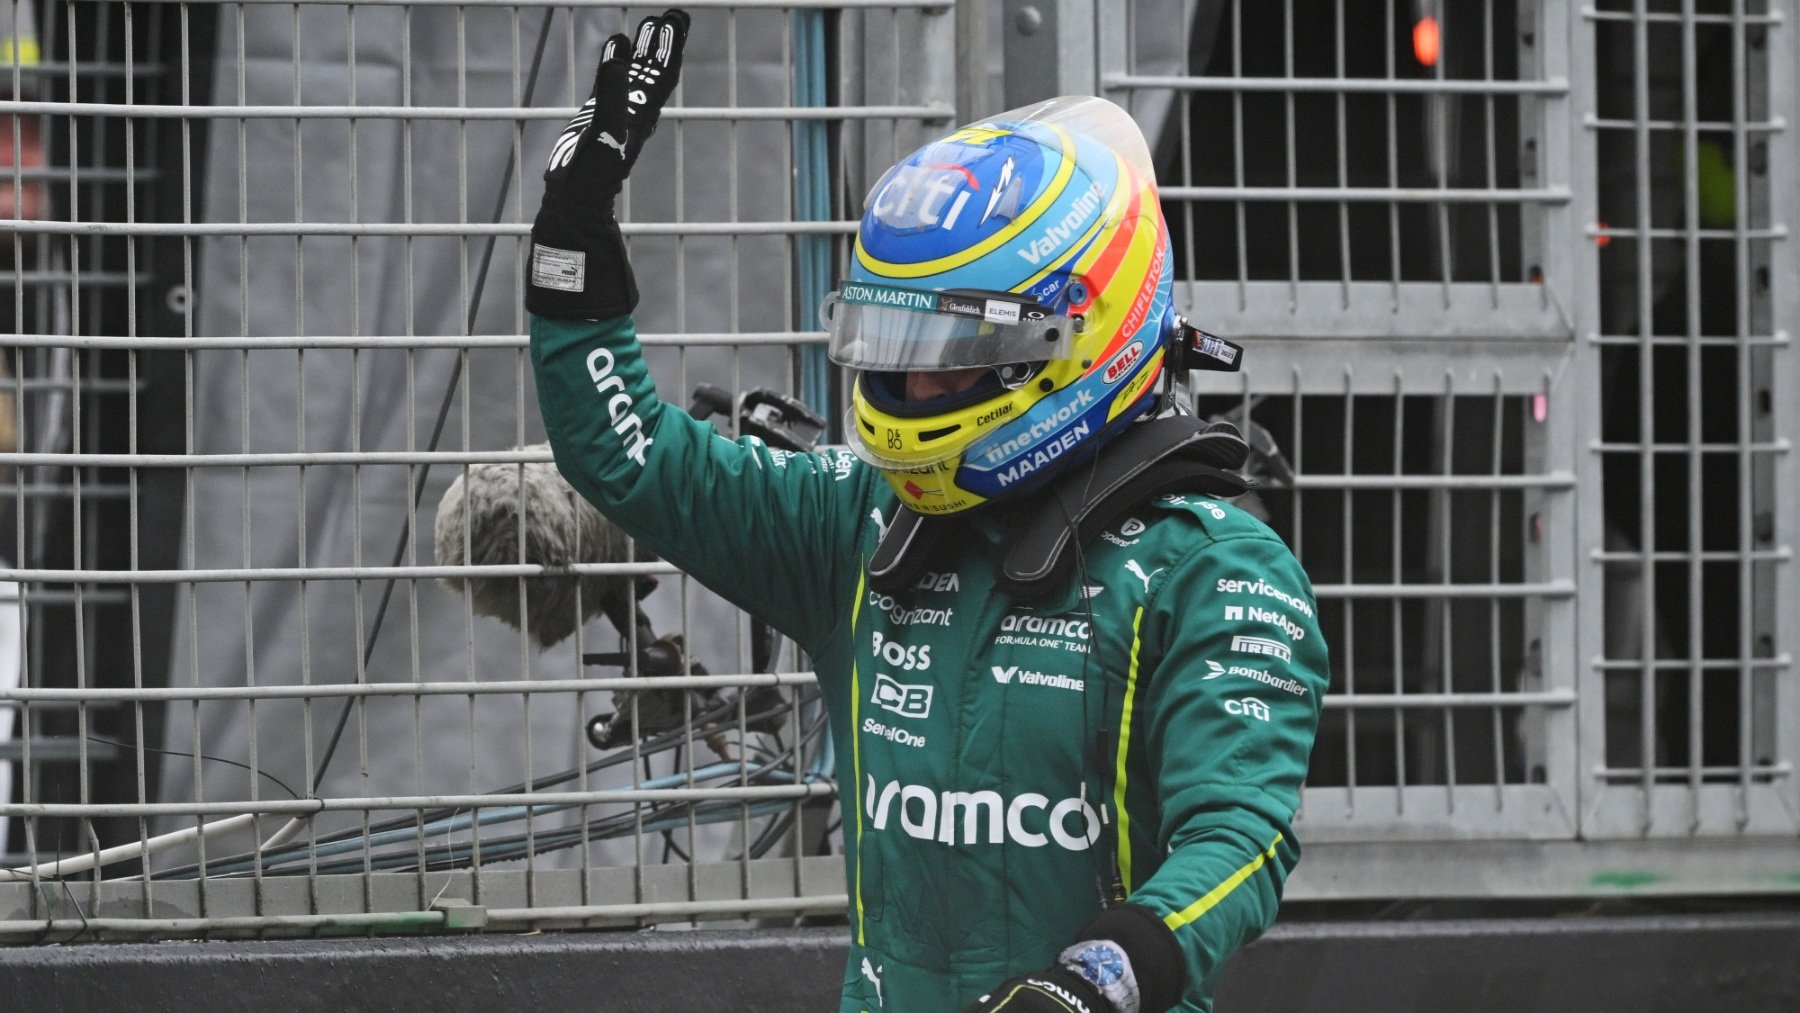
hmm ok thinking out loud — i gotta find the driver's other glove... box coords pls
[964,904,1185,1013]
[527,8,689,320]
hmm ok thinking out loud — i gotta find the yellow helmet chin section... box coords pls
[878,461,989,516]
[845,375,1043,473]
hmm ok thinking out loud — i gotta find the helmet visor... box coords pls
[822,282,1076,371]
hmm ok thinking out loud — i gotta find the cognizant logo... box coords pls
[863,776,1103,851]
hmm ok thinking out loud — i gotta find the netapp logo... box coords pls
[1221,605,1306,641]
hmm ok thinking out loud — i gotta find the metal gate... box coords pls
[1086,0,1797,896]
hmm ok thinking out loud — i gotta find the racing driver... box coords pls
[526,10,1330,1011]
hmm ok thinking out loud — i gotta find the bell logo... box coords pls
[1102,341,1145,384]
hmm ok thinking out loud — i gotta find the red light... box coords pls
[1413,16,1440,68]
[1594,221,1611,248]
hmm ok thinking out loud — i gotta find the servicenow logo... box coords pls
[863,776,1104,851]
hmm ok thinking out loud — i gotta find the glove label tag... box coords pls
[532,243,587,292]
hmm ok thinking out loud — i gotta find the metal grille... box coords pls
[1095,0,1797,891]
[1583,0,1795,838]
[0,0,957,939]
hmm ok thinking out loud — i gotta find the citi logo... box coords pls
[1102,341,1145,384]
[991,666,1084,692]
[863,776,1104,851]
[1225,697,1272,722]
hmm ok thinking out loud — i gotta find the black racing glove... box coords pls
[964,966,1111,1013]
[527,9,689,320]
[964,904,1186,1013]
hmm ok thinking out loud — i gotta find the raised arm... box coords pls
[526,11,874,650]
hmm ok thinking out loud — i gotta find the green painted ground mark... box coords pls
[1591,871,1663,890]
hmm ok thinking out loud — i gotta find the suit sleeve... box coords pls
[1126,531,1330,1002]
[530,312,875,652]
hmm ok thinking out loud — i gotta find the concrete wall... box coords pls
[6,912,1799,1011]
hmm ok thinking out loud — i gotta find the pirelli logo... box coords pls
[1231,634,1292,663]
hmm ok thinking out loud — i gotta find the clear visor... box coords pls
[821,282,1075,371]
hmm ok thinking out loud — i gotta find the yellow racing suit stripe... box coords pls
[1161,834,1284,933]
[1112,607,1146,893]
[849,568,869,946]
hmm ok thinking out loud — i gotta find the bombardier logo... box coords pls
[991,666,1085,692]
[1204,660,1307,697]
[863,775,1104,851]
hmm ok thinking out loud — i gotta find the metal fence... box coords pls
[0,0,1793,940]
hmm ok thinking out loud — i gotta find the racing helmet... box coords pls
[823,96,1175,515]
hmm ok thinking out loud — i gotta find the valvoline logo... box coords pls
[859,130,1048,265]
[1102,341,1145,384]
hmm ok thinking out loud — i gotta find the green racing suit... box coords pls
[532,313,1330,1012]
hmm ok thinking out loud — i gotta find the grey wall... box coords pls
[7,911,1799,1012]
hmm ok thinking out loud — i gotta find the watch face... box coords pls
[1072,942,1128,986]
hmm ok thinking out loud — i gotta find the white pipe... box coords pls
[0,813,258,882]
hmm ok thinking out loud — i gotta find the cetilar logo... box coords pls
[864,775,1104,850]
